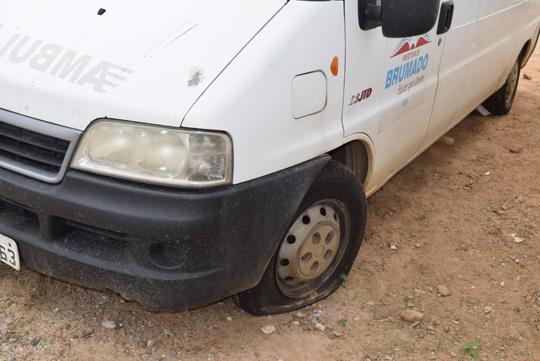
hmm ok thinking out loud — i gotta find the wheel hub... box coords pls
[276,199,345,297]
[505,61,519,103]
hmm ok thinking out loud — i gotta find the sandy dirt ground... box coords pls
[1,46,540,361]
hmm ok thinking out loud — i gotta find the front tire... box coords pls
[483,56,521,115]
[238,161,367,316]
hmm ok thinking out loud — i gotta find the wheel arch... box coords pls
[520,23,540,68]
[328,138,373,186]
[519,39,532,67]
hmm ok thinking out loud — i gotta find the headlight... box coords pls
[71,120,232,187]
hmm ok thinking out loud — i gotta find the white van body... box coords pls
[0,0,539,315]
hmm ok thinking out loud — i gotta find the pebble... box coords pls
[401,310,424,322]
[294,312,307,319]
[100,319,117,330]
[261,325,276,335]
[30,338,40,346]
[439,136,455,146]
[226,316,232,321]
[331,330,343,338]
[484,306,492,314]
[164,329,174,337]
[314,323,326,331]
[510,145,523,153]
[437,285,451,297]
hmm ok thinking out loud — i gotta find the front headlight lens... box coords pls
[72,121,232,187]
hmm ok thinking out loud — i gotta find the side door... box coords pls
[342,0,447,191]
[422,0,524,146]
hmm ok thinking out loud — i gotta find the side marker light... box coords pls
[330,57,339,76]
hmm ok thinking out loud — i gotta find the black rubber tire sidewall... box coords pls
[238,161,367,316]
[483,57,521,115]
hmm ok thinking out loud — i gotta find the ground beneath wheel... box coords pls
[1,45,540,361]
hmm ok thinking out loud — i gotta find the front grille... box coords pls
[0,121,70,174]
[0,108,81,183]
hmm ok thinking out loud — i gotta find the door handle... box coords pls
[437,1,454,35]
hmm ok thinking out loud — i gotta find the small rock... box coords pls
[439,136,455,147]
[226,316,232,321]
[30,338,40,346]
[294,312,307,319]
[401,310,424,322]
[510,145,523,154]
[100,319,117,330]
[500,281,505,287]
[147,340,154,348]
[484,306,492,314]
[164,329,174,337]
[390,244,397,250]
[314,323,326,331]
[414,289,426,295]
[437,285,451,297]
[515,259,520,264]
[523,73,532,80]
[261,325,276,335]
[415,243,422,248]
[331,330,343,338]
[450,352,457,357]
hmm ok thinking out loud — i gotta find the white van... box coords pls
[0,0,539,315]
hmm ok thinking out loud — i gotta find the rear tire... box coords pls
[483,56,521,115]
[238,161,367,316]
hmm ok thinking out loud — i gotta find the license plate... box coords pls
[0,234,20,271]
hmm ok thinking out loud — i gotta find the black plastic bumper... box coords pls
[0,156,329,310]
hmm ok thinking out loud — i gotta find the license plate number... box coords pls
[0,234,20,271]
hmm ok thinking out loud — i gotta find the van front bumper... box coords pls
[0,156,328,310]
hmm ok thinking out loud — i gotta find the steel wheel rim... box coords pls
[505,61,519,104]
[276,199,350,298]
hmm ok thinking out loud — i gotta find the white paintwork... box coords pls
[183,1,345,184]
[0,0,285,130]
[1,0,539,189]
[292,71,327,119]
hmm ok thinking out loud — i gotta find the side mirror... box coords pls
[359,0,440,38]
